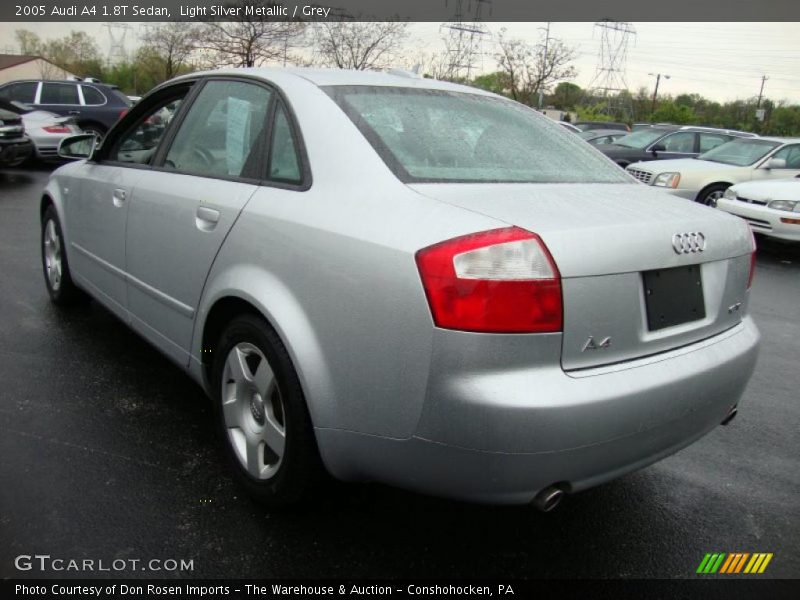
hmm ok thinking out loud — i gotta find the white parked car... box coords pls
[0,99,82,161]
[716,178,800,241]
[626,137,800,205]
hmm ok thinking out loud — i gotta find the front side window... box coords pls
[698,138,781,166]
[108,97,184,165]
[81,85,106,105]
[0,81,37,103]
[326,86,629,184]
[770,144,800,169]
[40,83,79,105]
[164,80,271,179]
[660,132,695,153]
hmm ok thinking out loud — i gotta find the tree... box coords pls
[549,82,582,110]
[140,22,199,82]
[495,28,577,106]
[470,71,509,95]
[15,29,43,55]
[312,21,409,70]
[196,0,305,68]
[651,101,697,125]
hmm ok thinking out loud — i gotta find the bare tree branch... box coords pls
[311,21,410,71]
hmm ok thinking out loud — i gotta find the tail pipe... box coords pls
[532,485,566,512]
[721,405,738,426]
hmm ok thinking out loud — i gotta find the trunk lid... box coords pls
[409,182,753,370]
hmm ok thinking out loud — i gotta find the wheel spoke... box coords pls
[226,347,253,386]
[245,438,262,478]
[222,395,242,428]
[253,360,274,398]
[261,411,285,458]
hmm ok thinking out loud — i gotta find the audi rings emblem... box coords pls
[672,232,706,254]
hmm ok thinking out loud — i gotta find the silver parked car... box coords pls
[41,68,760,509]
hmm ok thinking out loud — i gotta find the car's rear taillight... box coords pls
[415,227,562,333]
[119,108,129,120]
[43,125,72,134]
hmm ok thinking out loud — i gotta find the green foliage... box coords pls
[470,72,509,96]
[549,82,583,110]
[651,101,697,125]
[575,104,614,122]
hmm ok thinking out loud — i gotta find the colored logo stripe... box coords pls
[697,552,773,574]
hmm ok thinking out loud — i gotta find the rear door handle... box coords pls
[195,206,220,231]
[112,188,126,207]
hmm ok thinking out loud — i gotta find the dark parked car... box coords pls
[0,79,131,138]
[573,121,630,132]
[597,125,756,168]
[578,128,626,146]
[0,104,33,167]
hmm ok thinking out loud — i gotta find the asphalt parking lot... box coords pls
[1,165,798,580]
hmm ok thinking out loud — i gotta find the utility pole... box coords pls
[757,75,768,108]
[649,72,670,113]
[538,22,551,108]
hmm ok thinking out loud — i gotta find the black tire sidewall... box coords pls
[211,314,321,505]
[699,184,728,206]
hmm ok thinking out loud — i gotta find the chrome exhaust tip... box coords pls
[532,485,565,512]
[721,406,738,426]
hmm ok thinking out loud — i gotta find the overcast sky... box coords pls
[1,21,798,103]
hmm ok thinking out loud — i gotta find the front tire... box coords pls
[41,206,85,305]
[696,183,729,207]
[212,314,323,506]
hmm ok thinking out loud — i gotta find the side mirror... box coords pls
[651,143,666,154]
[58,133,97,160]
[763,157,787,169]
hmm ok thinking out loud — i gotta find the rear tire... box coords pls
[696,183,729,207]
[212,314,324,506]
[41,206,86,306]
[80,123,106,143]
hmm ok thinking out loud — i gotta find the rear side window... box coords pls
[163,80,271,179]
[40,83,79,105]
[268,104,302,183]
[0,81,38,103]
[81,85,106,105]
[326,86,630,184]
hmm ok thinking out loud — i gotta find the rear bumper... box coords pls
[717,198,800,241]
[317,317,759,504]
[0,138,33,165]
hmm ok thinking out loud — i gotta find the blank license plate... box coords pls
[643,265,705,331]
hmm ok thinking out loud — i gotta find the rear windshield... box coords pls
[698,138,781,166]
[325,86,630,184]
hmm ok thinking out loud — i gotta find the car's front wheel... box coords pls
[697,183,729,207]
[212,314,323,505]
[41,205,85,305]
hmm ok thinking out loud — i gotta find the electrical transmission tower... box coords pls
[105,23,132,66]
[440,0,492,80]
[585,20,636,120]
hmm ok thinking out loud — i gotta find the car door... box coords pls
[124,78,273,366]
[756,144,800,181]
[36,82,81,119]
[66,89,190,320]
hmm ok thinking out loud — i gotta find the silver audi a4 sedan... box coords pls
[40,68,760,509]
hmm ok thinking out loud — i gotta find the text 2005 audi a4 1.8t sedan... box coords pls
[40,68,760,509]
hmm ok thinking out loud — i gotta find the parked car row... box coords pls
[0,78,131,138]
[0,98,83,166]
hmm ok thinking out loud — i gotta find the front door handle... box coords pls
[68,110,81,115]
[195,206,220,231]
[112,188,126,207]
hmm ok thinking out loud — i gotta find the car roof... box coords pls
[0,79,118,89]
[752,136,800,143]
[173,67,497,96]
